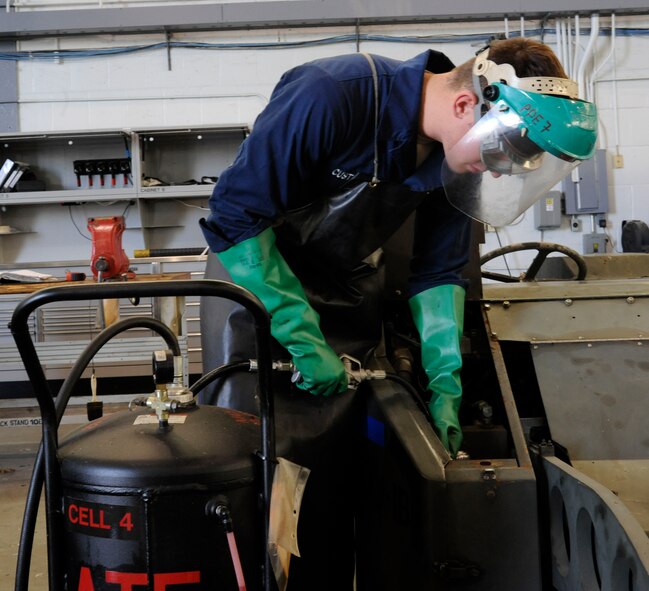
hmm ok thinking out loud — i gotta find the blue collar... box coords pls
[377,50,455,191]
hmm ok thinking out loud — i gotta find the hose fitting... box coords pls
[205,495,232,527]
[340,354,387,389]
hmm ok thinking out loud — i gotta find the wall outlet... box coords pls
[613,154,624,169]
[570,215,582,232]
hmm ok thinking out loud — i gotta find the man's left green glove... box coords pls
[409,284,465,458]
[216,227,348,397]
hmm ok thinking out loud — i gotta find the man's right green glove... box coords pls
[216,227,348,397]
[409,284,465,457]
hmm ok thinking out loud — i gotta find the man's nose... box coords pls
[490,170,502,178]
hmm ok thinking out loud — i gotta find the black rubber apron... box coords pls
[200,54,427,591]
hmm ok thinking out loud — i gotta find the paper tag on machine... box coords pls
[268,457,310,591]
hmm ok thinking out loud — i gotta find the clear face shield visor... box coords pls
[442,105,579,227]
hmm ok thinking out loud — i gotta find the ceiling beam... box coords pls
[1,0,647,40]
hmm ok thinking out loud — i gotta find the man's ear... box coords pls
[453,91,478,121]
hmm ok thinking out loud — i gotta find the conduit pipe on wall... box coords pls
[564,18,571,76]
[591,13,615,83]
[556,17,564,68]
[577,13,600,101]
[16,93,269,105]
[590,14,617,152]
[572,14,581,81]
[575,14,602,238]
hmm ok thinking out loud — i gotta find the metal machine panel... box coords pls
[536,253,649,281]
[532,340,649,460]
[482,279,649,342]
[356,378,541,590]
[444,461,541,590]
[542,455,649,590]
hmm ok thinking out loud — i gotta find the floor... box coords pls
[1,449,48,591]
[1,405,89,591]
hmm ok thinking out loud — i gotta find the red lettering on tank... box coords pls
[89,509,111,530]
[68,503,79,524]
[77,566,95,591]
[78,506,90,526]
[67,503,111,530]
[105,571,149,590]
[119,511,135,532]
[76,569,200,590]
[154,572,201,590]
[223,408,260,425]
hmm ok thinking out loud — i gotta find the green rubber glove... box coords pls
[409,284,465,457]
[217,227,348,397]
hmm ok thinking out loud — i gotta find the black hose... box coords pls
[189,361,251,397]
[15,316,179,591]
[11,280,274,591]
[383,373,432,422]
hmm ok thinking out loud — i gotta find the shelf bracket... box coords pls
[165,30,173,72]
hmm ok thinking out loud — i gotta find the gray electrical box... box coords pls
[534,190,562,229]
[583,232,608,254]
[563,149,608,215]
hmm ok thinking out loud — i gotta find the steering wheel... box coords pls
[480,242,588,283]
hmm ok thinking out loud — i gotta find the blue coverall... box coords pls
[200,49,472,297]
[198,49,473,591]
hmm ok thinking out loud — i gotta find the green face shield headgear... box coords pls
[442,49,598,227]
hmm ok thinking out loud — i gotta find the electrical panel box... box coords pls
[583,232,608,254]
[534,191,562,229]
[563,149,608,215]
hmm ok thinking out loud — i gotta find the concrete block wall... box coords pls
[10,16,649,273]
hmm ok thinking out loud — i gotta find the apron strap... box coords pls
[361,53,380,186]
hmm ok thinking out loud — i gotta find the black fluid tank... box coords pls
[59,405,263,591]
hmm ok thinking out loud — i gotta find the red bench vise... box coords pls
[87,216,131,281]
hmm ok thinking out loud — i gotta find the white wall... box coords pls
[12,16,649,273]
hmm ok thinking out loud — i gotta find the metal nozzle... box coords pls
[340,354,387,389]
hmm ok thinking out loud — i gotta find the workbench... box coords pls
[0,272,191,386]
[0,272,190,294]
